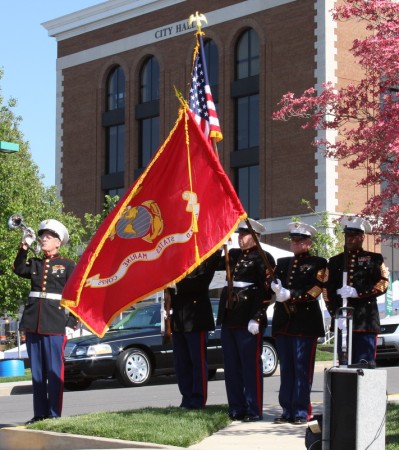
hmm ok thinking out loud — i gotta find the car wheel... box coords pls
[208,368,217,380]
[116,348,152,387]
[261,341,278,377]
[64,379,92,391]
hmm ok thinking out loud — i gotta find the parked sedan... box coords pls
[64,300,278,391]
[376,314,399,364]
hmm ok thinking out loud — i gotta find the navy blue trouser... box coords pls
[172,330,208,409]
[26,333,66,418]
[275,334,317,421]
[221,326,263,417]
[338,331,377,365]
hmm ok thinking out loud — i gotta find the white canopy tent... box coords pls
[3,344,28,359]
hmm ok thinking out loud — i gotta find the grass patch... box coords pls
[316,344,334,362]
[0,369,31,383]
[387,403,399,449]
[27,405,230,447]
[27,403,399,448]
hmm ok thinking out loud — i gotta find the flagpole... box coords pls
[189,12,234,307]
[209,136,233,308]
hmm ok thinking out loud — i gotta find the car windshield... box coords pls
[110,306,161,330]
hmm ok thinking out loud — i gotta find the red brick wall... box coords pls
[59,0,320,220]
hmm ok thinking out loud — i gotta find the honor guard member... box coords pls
[271,222,326,425]
[13,219,77,424]
[323,216,389,365]
[169,250,222,409]
[217,218,275,422]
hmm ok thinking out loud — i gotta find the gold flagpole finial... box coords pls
[188,11,207,33]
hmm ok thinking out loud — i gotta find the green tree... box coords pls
[291,200,345,260]
[0,69,92,318]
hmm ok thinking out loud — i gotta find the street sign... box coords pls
[0,141,19,153]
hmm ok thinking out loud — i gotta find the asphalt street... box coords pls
[1,364,399,427]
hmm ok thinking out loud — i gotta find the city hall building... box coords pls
[43,0,391,262]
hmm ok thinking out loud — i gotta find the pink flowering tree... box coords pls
[273,0,399,237]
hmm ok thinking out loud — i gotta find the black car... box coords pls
[64,299,278,391]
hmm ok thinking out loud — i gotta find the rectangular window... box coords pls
[238,165,260,219]
[236,95,259,150]
[140,117,160,168]
[106,125,125,174]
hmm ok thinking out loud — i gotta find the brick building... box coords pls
[43,0,388,257]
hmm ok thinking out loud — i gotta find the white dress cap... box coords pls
[236,218,266,235]
[288,222,316,238]
[339,215,372,234]
[38,219,69,246]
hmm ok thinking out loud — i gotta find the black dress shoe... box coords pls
[229,413,245,421]
[273,416,293,424]
[293,417,307,425]
[25,417,46,425]
[242,415,263,422]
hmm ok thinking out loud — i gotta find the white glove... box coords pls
[337,285,359,298]
[271,279,282,294]
[163,308,173,319]
[248,320,259,335]
[337,317,346,330]
[21,228,36,247]
[65,327,75,339]
[276,287,291,302]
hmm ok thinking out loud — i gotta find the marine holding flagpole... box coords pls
[165,11,226,411]
[216,219,275,422]
[12,219,77,424]
[168,250,222,409]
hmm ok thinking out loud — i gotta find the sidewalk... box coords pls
[190,403,319,450]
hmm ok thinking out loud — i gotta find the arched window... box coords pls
[231,29,260,218]
[136,56,160,170]
[236,28,260,79]
[140,56,160,103]
[101,66,126,198]
[107,66,126,110]
[204,39,219,100]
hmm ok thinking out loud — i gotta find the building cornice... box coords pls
[42,0,297,42]
[42,0,187,41]
[44,0,297,71]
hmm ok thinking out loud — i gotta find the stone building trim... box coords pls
[314,0,338,214]
[55,72,64,191]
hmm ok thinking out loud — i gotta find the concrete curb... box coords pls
[0,428,184,450]
[0,362,334,397]
[0,381,31,397]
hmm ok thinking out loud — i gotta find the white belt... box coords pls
[29,291,62,300]
[225,281,253,288]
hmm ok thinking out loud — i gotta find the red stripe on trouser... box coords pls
[199,330,207,407]
[57,334,67,416]
[307,337,317,420]
[255,333,263,416]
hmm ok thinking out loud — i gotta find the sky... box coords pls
[0,1,104,186]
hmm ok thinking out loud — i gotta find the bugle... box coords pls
[8,214,41,254]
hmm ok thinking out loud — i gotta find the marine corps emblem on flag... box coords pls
[109,201,164,243]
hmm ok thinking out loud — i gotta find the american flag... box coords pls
[189,35,223,143]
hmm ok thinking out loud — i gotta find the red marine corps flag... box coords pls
[61,106,246,337]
